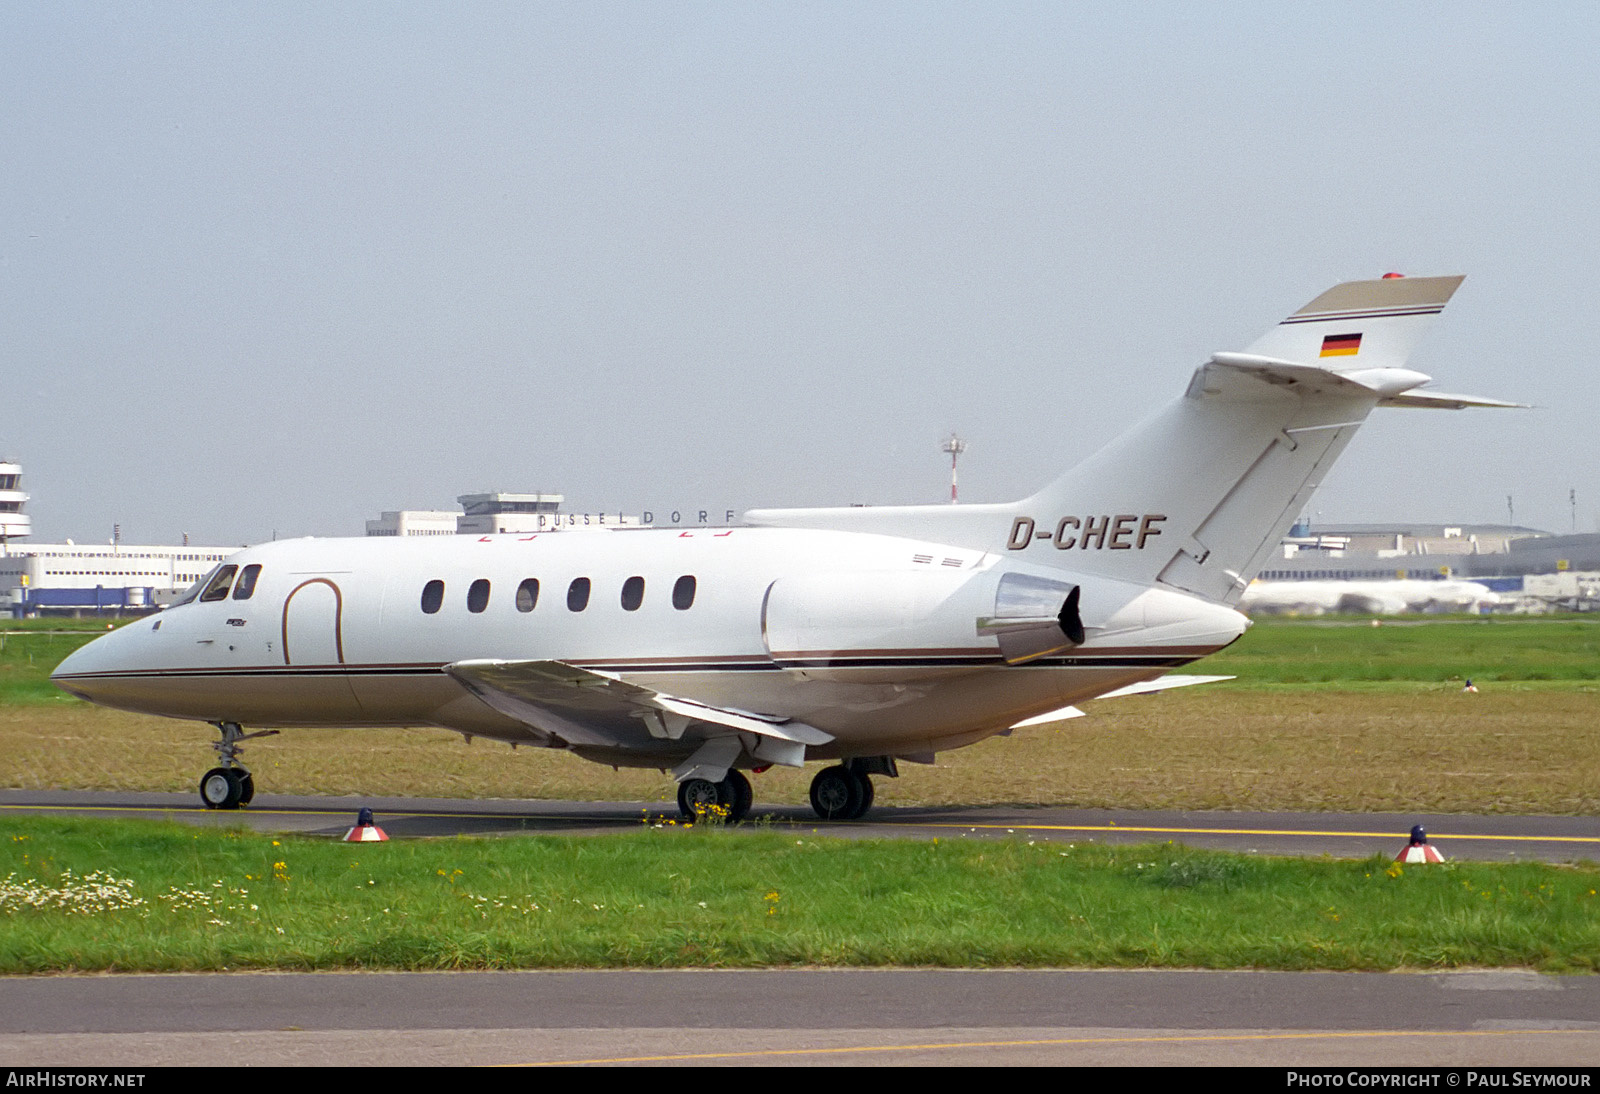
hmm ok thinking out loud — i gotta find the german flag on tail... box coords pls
[1319,332,1362,357]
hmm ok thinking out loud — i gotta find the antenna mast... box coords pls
[941,433,968,504]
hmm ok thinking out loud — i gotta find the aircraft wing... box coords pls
[443,659,834,764]
[1007,674,1235,729]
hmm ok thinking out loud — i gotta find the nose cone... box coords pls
[50,622,148,704]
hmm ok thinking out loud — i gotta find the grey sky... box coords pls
[4,3,1596,545]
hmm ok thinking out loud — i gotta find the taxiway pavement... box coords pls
[3,969,1599,1066]
[3,789,1596,863]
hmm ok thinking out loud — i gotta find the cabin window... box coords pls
[621,575,645,611]
[567,577,591,612]
[468,579,491,613]
[672,575,696,610]
[516,578,539,612]
[232,564,262,600]
[199,565,239,603]
[421,580,445,614]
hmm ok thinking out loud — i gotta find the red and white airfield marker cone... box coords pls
[1396,824,1443,864]
[344,807,389,842]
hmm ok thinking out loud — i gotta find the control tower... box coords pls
[0,460,29,553]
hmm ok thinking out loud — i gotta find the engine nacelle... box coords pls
[762,569,1000,669]
[761,563,1248,670]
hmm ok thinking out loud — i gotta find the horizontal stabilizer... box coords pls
[1377,390,1528,410]
[1207,353,1520,410]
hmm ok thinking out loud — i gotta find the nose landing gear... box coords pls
[200,766,254,809]
[199,721,278,810]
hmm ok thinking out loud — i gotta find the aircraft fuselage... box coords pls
[52,526,1246,765]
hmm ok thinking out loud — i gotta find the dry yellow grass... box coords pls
[4,684,1596,814]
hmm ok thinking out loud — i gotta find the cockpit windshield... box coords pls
[198,565,239,603]
[232,564,262,600]
[171,566,218,607]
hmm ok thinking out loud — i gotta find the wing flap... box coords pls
[444,659,834,754]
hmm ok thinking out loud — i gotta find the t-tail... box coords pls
[745,274,1518,605]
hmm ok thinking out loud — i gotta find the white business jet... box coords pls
[1240,577,1502,616]
[52,275,1512,820]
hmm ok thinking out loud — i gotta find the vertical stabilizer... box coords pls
[745,275,1495,605]
[1009,275,1467,603]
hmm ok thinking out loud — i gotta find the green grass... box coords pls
[0,623,117,705]
[4,817,1597,973]
[1206,616,1600,686]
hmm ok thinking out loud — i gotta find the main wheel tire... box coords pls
[200,767,244,810]
[809,765,862,821]
[720,770,753,823]
[847,772,875,820]
[677,777,720,821]
[236,771,255,806]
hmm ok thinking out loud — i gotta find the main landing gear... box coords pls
[809,764,872,821]
[198,721,277,810]
[676,769,754,823]
[808,758,897,821]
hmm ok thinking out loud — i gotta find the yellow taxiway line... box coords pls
[890,820,1600,845]
[513,1027,1594,1066]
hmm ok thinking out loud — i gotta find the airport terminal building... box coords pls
[1254,521,1600,578]
[1247,522,1600,612]
[1,543,240,616]
[365,492,641,536]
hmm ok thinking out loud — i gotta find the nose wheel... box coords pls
[200,767,255,810]
[199,721,275,810]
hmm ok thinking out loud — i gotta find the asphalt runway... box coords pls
[3,969,1598,1066]
[3,789,1598,863]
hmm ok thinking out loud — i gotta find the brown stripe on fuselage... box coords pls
[52,643,1221,683]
